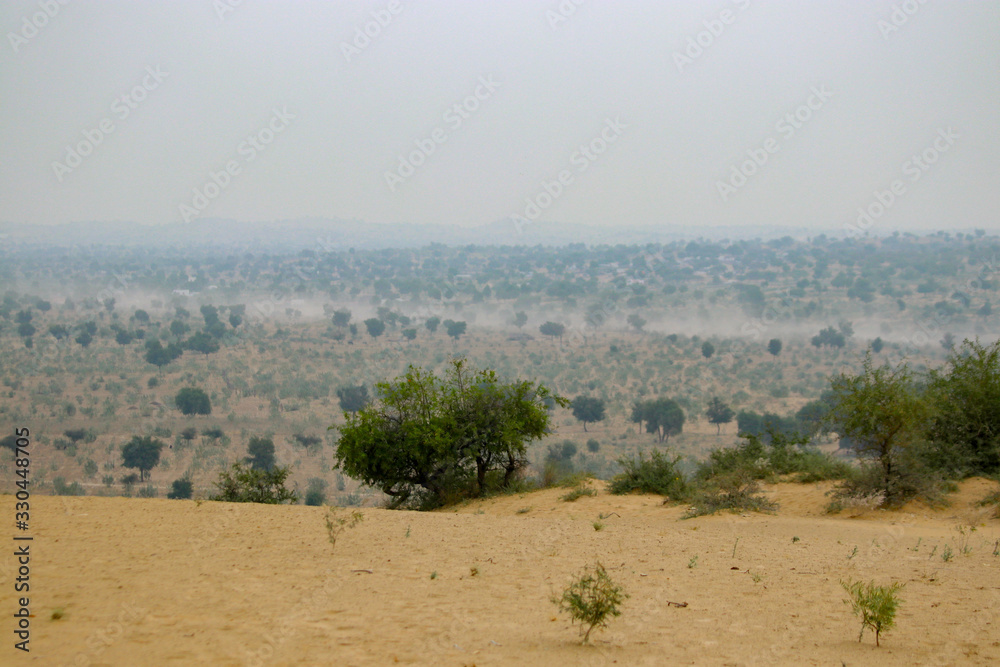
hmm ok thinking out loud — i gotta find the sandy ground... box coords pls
[3,479,999,666]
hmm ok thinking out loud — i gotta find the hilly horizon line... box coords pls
[1,216,983,251]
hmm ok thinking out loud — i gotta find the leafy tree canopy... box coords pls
[121,435,164,482]
[333,358,566,506]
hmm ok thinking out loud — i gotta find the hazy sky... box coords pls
[2,1,998,236]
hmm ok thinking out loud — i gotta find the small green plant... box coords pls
[841,579,904,646]
[430,571,438,580]
[929,545,938,559]
[687,555,698,569]
[732,537,739,558]
[552,562,628,643]
[51,608,65,620]
[941,544,953,562]
[561,485,597,502]
[516,506,532,514]
[593,521,605,531]
[911,537,922,552]
[324,507,363,551]
[993,539,999,557]
[848,546,858,560]
[749,571,764,584]
[405,525,411,538]
[792,536,800,543]
[956,524,975,556]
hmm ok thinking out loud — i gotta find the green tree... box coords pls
[145,340,183,368]
[184,331,220,355]
[210,462,298,504]
[401,328,417,341]
[767,338,782,356]
[336,385,369,413]
[246,436,277,471]
[631,398,685,443]
[425,316,440,333]
[706,397,735,435]
[571,396,606,432]
[333,359,566,506]
[364,318,385,339]
[812,326,846,349]
[175,387,212,415]
[701,341,715,359]
[626,313,646,332]
[871,337,885,354]
[121,435,164,482]
[828,354,927,504]
[925,339,1000,476]
[332,308,351,327]
[246,436,276,471]
[444,320,467,339]
[513,311,527,328]
[48,324,70,340]
[539,321,566,341]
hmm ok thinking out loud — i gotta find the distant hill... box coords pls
[0,217,818,251]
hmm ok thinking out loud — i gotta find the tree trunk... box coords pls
[476,457,487,497]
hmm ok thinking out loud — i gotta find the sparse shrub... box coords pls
[841,579,904,646]
[978,488,1000,519]
[52,477,85,496]
[561,485,597,502]
[137,484,157,498]
[552,562,628,643]
[608,450,689,501]
[586,439,600,453]
[324,506,363,551]
[210,462,298,504]
[698,430,851,484]
[827,458,945,510]
[685,471,778,518]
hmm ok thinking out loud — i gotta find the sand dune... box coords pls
[3,480,999,666]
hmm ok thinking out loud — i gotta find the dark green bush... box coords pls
[608,450,690,501]
[167,478,194,499]
[210,462,298,504]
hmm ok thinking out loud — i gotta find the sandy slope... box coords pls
[2,480,999,666]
